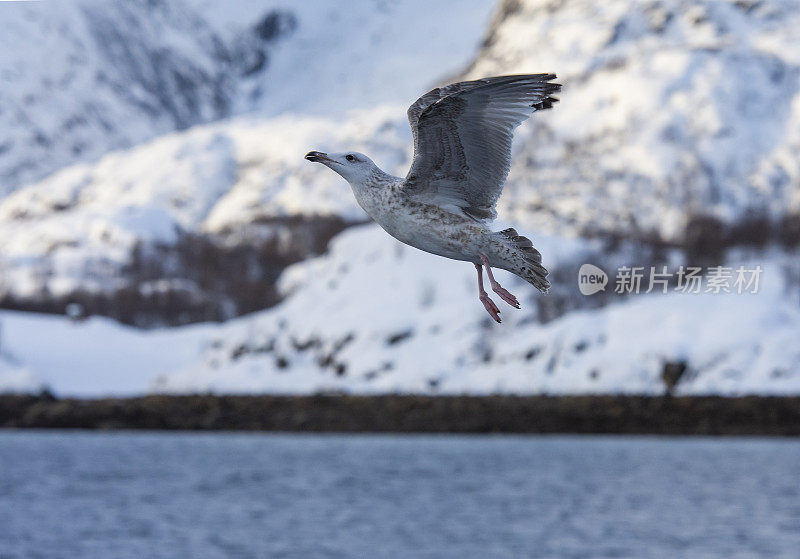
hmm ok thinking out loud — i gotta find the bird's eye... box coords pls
[345,154,355,162]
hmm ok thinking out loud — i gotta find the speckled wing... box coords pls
[403,74,560,221]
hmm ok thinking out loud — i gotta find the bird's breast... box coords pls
[370,197,489,263]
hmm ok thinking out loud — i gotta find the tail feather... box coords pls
[497,228,550,293]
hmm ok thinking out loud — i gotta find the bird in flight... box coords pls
[306,74,560,323]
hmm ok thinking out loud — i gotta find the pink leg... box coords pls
[479,254,520,309]
[475,263,501,323]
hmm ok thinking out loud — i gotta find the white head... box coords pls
[304,150,382,185]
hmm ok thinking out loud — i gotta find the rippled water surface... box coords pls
[1,432,798,558]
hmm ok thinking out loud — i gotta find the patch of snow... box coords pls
[0,356,43,395]
[186,0,497,117]
[0,311,212,396]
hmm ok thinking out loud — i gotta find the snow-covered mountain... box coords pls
[0,110,409,323]
[0,0,494,324]
[1,0,799,396]
[464,0,800,242]
[0,0,493,191]
[0,0,282,191]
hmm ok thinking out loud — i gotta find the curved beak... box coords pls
[305,151,340,165]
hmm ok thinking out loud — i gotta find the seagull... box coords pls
[305,74,560,323]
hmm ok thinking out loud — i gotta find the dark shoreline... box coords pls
[2,394,799,435]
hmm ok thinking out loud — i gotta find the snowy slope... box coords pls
[2,225,798,397]
[0,0,494,320]
[0,310,213,396]
[0,0,494,191]
[0,0,277,191]
[150,227,800,396]
[0,109,406,302]
[463,0,800,241]
[185,0,497,118]
[0,356,42,395]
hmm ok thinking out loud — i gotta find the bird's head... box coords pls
[304,151,379,185]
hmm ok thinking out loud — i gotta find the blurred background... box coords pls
[1,2,800,558]
[0,0,799,396]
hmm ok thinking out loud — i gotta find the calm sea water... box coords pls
[0,432,798,559]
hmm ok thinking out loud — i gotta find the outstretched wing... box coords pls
[403,74,560,220]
